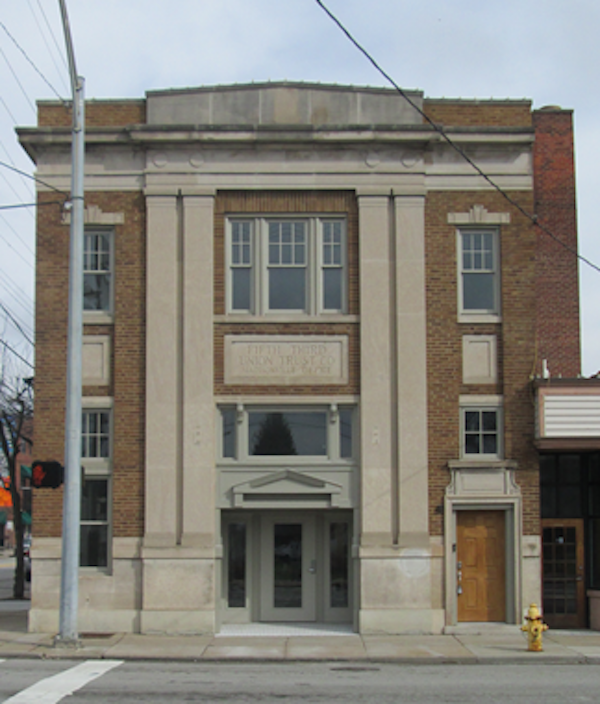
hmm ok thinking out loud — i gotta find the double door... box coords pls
[223,511,352,624]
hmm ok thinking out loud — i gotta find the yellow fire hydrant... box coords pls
[521,602,549,651]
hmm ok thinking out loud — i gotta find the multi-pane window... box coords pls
[268,221,307,311]
[231,221,253,311]
[220,406,354,461]
[322,221,343,311]
[227,217,347,315]
[84,230,112,313]
[80,409,111,568]
[459,230,499,315]
[81,411,110,458]
[462,407,501,458]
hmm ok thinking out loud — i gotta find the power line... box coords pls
[0,19,65,102]
[314,0,600,277]
[0,270,34,322]
[0,140,35,199]
[0,339,34,370]
[28,0,70,94]
[0,159,69,197]
[0,200,65,211]
[0,44,36,113]
[0,95,19,125]
[0,229,34,268]
[0,301,34,347]
[0,211,35,257]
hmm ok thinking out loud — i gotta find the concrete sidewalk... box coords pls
[0,612,599,663]
[1,555,599,664]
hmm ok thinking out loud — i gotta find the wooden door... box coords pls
[457,510,506,622]
[541,519,585,629]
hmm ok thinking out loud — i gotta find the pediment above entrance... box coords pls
[226,468,348,509]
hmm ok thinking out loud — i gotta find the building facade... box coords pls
[19,83,582,634]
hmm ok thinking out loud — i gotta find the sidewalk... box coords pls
[1,556,599,663]
[0,614,599,663]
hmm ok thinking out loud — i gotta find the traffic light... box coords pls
[31,461,64,489]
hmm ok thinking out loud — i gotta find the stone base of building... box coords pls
[359,608,445,634]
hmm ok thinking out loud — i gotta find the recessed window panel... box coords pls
[274,523,302,608]
[80,524,108,568]
[323,268,342,310]
[227,217,347,315]
[228,523,246,608]
[460,230,497,314]
[83,232,111,312]
[81,478,108,522]
[269,268,306,310]
[463,273,494,311]
[340,408,353,459]
[330,522,349,608]
[249,412,327,456]
[222,408,236,459]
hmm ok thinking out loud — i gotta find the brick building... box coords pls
[18,82,587,634]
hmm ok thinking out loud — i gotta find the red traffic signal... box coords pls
[32,461,64,489]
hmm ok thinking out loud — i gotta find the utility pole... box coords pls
[57,0,84,646]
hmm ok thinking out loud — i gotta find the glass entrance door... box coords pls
[542,518,586,628]
[260,515,317,622]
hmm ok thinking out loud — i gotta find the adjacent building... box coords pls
[18,82,588,634]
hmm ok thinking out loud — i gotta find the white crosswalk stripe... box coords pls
[2,659,123,704]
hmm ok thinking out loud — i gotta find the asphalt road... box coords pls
[0,661,598,703]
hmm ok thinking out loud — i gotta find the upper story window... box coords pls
[460,396,503,460]
[458,230,500,320]
[227,217,347,316]
[220,405,355,462]
[84,230,112,315]
[80,407,112,569]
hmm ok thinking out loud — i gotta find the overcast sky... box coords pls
[1,0,599,378]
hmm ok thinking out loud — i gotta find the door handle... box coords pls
[308,559,316,574]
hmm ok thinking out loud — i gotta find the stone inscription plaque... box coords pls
[225,335,348,386]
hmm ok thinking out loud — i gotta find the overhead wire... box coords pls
[0,214,34,257]
[0,301,34,347]
[0,44,36,114]
[0,141,35,200]
[0,200,64,211]
[0,299,33,344]
[0,159,69,197]
[0,268,34,318]
[27,0,70,94]
[314,0,600,277]
[0,20,65,103]
[0,339,34,370]
[0,228,34,268]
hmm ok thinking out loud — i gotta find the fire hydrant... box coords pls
[521,602,549,651]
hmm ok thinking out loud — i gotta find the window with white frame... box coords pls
[220,405,355,461]
[84,230,112,314]
[460,399,503,459]
[227,217,347,315]
[80,408,111,568]
[458,229,499,317]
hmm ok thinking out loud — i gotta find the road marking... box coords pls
[2,659,123,703]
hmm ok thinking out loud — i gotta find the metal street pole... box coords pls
[57,0,84,645]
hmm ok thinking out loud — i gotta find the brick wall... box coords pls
[33,191,146,538]
[425,191,539,536]
[37,100,146,128]
[423,100,532,128]
[533,108,580,377]
[214,190,360,397]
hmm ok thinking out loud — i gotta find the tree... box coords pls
[252,412,297,455]
[0,374,33,599]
